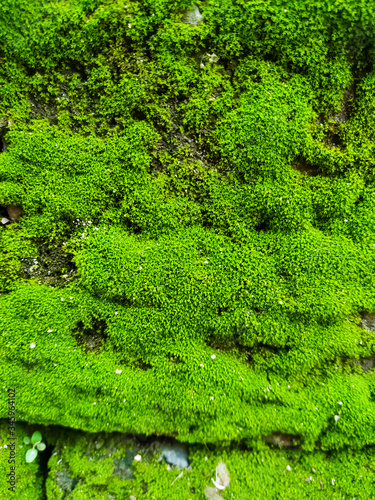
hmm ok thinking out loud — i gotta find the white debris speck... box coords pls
[210,397,214,400]
[200,364,204,367]
[204,261,209,264]
[1,217,9,224]
[279,301,283,304]
[211,461,230,490]
[115,369,122,374]
[3,444,7,448]
[286,465,291,471]
[331,479,335,485]
[211,354,216,359]
[48,329,52,333]
[61,298,64,301]
[134,454,142,462]
[139,267,142,270]
[93,402,96,405]
[334,415,340,422]
[30,343,36,349]
[338,401,342,405]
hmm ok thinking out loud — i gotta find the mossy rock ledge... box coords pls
[1,0,375,498]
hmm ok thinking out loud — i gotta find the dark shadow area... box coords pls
[264,432,301,449]
[291,156,322,177]
[131,358,153,370]
[39,443,54,500]
[72,318,108,354]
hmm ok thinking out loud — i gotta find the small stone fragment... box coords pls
[162,444,189,468]
[211,461,230,490]
[182,4,203,26]
[204,486,222,500]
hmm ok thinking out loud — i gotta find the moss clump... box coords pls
[1,0,375,496]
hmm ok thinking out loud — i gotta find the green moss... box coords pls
[0,420,44,498]
[1,0,375,496]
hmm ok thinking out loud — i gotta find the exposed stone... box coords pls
[54,469,79,498]
[162,443,189,468]
[182,4,203,26]
[205,485,223,500]
[360,312,375,332]
[359,354,375,373]
[113,450,136,480]
[7,204,24,221]
[329,85,355,124]
[265,432,297,447]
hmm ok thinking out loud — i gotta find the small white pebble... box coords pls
[93,402,96,405]
[210,397,214,400]
[338,402,342,405]
[211,355,216,359]
[115,369,122,374]
[134,454,142,462]
[48,329,52,333]
[286,465,291,471]
[30,343,36,349]
[334,415,340,422]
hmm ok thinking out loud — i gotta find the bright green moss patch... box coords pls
[0,420,44,498]
[1,0,375,496]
